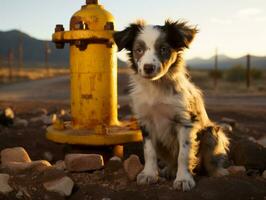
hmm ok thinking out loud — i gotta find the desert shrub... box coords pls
[225,65,263,82]
[251,68,263,79]
[208,69,223,79]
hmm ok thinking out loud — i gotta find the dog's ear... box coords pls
[113,23,143,51]
[164,20,198,51]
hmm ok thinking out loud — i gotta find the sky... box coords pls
[1,0,266,60]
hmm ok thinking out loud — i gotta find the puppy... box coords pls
[113,20,229,191]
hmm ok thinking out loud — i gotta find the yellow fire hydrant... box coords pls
[46,0,142,155]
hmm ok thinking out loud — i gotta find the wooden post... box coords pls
[18,35,23,74]
[214,48,218,89]
[8,49,14,82]
[44,41,50,76]
[246,54,251,89]
[0,54,2,69]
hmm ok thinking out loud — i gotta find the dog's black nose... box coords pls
[143,64,155,74]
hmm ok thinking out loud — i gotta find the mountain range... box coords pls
[0,30,127,68]
[187,55,266,69]
[0,30,265,69]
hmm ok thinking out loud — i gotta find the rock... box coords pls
[32,108,48,116]
[123,154,143,181]
[17,186,31,198]
[105,157,123,173]
[248,137,257,143]
[221,117,237,127]
[3,160,51,173]
[30,114,56,125]
[0,174,13,194]
[110,156,122,162]
[14,118,28,127]
[227,166,246,175]
[43,176,74,196]
[16,190,23,199]
[59,109,71,121]
[4,107,15,119]
[53,160,66,171]
[230,138,266,171]
[262,170,266,179]
[43,152,53,162]
[1,147,31,166]
[256,136,266,148]
[65,154,104,172]
[0,107,14,126]
[219,123,233,133]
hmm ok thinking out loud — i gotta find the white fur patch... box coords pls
[138,26,161,50]
[136,26,161,78]
[137,138,159,185]
[143,139,158,173]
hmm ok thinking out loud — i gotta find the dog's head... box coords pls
[113,20,198,80]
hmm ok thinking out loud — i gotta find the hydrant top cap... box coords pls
[86,0,98,4]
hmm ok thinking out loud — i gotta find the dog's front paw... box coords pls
[173,171,195,191]
[137,170,158,185]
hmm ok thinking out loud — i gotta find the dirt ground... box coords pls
[0,73,266,200]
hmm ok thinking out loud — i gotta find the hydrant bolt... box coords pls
[55,24,64,32]
[86,0,98,5]
[104,22,114,31]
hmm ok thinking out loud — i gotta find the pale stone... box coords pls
[4,160,51,173]
[1,147,31,166]
[110,156,122,162]
[123,154,143,181]
[53,160,66,171]
[0,174,13,194]
[65,154,104,172]
[43,176,74,196]
[4,108,14,119]
[256,136,266,148]
[30,114,55,125]
[262,170,266,179]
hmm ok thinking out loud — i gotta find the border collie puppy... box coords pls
[113,20,229,191]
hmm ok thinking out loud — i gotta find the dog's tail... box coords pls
[197,125,230,176]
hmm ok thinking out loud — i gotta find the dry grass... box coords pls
[0,67,69,83]
[189,69,266,94]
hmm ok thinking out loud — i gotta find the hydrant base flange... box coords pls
[46,121,142,146]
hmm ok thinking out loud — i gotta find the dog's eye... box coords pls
[134,48,143,54]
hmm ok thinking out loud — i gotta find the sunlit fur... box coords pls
[114,20,229,191]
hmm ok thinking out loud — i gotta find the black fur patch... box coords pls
[140,125,149,139]
[162,20,198,51]
[184,124,193,128]
[190,112,199,122]
[113,23,143,72]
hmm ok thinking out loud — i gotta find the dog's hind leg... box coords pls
[199,126,230,177]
